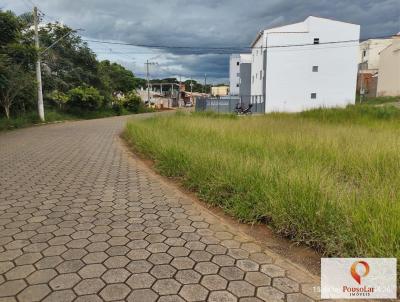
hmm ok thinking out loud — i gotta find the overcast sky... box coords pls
[2,0,399,83]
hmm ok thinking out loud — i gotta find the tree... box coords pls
[0,11,36,118]
[39,22,100,93]
[0,64,34,119]
[98,60,139,96]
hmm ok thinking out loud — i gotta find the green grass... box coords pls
[0,110,76,131]
[124,105,400,259]
[0,107,151,131]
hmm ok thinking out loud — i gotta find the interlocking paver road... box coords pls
[0,115,320,301]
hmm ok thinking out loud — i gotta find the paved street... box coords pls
[0,115,320,302]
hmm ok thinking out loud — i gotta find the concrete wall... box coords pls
[251,16,360,112]
[377,37,400,96]
[359,39,393,70]
[239,62,251,104]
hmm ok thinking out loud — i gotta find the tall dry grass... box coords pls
[124,108,400,258]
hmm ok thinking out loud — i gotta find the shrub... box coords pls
[48,90,68,110]
[67,86,103,111]
[123,92,144,113]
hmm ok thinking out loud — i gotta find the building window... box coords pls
[312,66,319,72]
[236,61,240,66]
[363,50,366,57]
[252,76,254,83]
[236,84,239,87]
[260,70,262,78]
[313,38,319,44]
[311,93,317,99]
[256,73,257,79]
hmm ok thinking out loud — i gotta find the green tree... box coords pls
[0,10,36,118]
[98,60,138,95]
[39,23,100,93]
[0,64,34,119]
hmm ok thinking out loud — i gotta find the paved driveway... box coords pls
[0,115,319,302]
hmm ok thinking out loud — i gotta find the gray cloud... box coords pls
[2,0,399,82]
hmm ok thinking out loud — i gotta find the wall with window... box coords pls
[263,16,360,112]
[229,54,241,95]
[250,36,265,98]
[359,39,393,70]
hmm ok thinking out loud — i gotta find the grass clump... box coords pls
[124,106,400,259]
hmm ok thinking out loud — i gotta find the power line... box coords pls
[82,35,394,51]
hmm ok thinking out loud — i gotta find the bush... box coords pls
[48,90,68,110]
[123,92,144,113]
[112,103,123,115]
[67,86,104,111]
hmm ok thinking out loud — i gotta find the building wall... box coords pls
[229,54,240,95]
[211,86,229,96]
[377,38,400,96]
[251,16,360,112]
[230,54,252,96]
[359,39,393,70]
[250,37,265,99]
[239,62,251,104]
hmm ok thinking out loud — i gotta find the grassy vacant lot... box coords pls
[124,103,400,259]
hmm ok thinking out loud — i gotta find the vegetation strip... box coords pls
[124,103,400,259]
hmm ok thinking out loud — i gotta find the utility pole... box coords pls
[34,7,45,121]
[190,76,193,105]
[144,60,156,105]
[178,75,182,107]
[204,73,207,94]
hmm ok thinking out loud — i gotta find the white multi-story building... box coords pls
[229,54,252,96]
[250,16,360,112]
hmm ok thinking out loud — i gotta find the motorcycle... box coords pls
[234,103,253,115]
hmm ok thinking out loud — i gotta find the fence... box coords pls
[195,96,265,114]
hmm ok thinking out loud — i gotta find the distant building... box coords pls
[359,38,393,70]
[358,38,393,97]
[377,35,400,96]
[211,85,229,97]
[250,16,360,112]
[229,54,252,100]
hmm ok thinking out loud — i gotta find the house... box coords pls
[229,54,252,100]
[359,38,393,70]
[358,38,393,96]
[377,35,400,96]
[250,16,360,112]
[211,85,229,97]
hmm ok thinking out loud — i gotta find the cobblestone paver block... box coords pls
[0,116,319,301]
